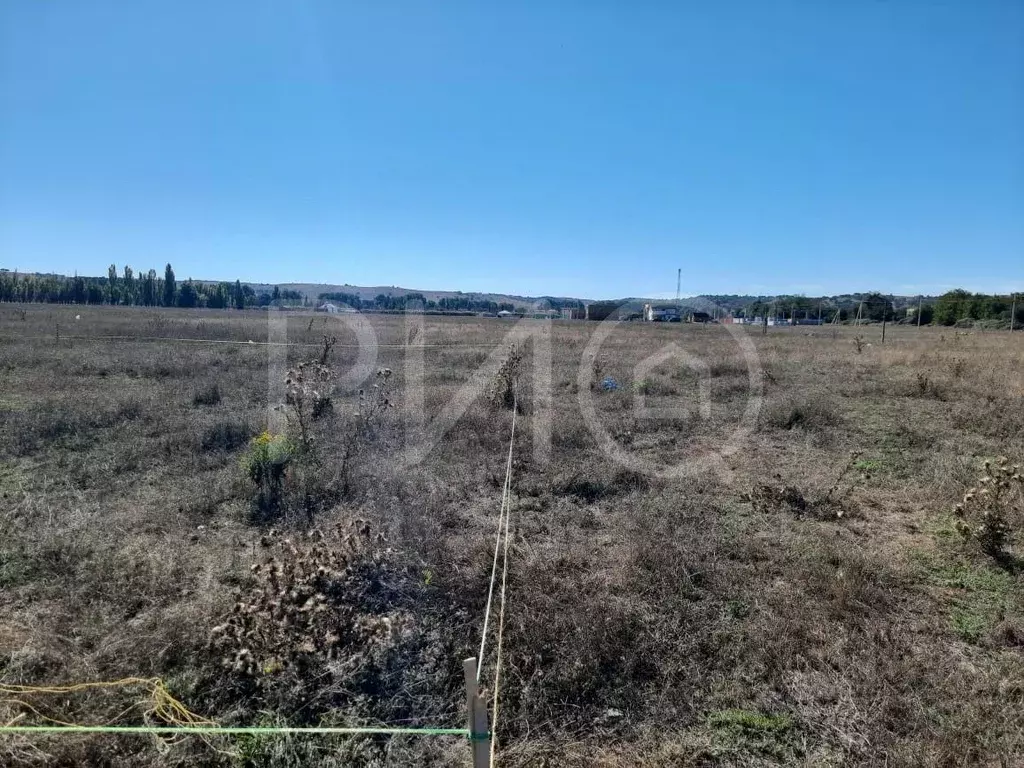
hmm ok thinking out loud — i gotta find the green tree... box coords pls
[177,279,198,308]
[911,303,934,325]
[163,264,176,307]
[208,282,231,309]
[123,266,135,304]
[934,289,971,326]
[233,280,245,310]
[70,276,86,304]
[141,269,158,306]
[107,264,118,305]
[860,292,891,322]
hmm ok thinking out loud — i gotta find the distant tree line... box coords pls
[0,265,309,309]
[733,290,1020,327]
[931,290,1020,326]
[318,291,518,313]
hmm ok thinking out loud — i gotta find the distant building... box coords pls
[497,309,514,318]
[643,303,681,322]
[317,303,340,314]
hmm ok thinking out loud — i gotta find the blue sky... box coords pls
[1,1,1021,299]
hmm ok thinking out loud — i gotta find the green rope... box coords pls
[0,725,472,737]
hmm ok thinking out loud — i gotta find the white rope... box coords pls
[476,396,517,680]
[489,407,516,765]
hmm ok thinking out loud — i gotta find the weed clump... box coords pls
[208,521,453,728]
[749,484,808,516]
[192,382,222,406]
[488,344,521,411]
[356,367,394,436]
[285,362,335,447]
[953,457,1023,557]
[748,452,866,520]
[200,419,252,453]
[241,431,295,522]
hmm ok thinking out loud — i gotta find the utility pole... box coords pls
[1011,293,1017,332]
[917,295,923,328]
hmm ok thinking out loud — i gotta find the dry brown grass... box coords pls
[0,305,1023,766]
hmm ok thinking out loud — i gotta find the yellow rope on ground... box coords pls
[0,677,217,729]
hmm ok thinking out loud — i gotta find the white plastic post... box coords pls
[463,658,491,768]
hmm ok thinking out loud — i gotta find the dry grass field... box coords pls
[1,303,1023,767]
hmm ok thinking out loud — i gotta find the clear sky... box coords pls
[1,1,1022,299]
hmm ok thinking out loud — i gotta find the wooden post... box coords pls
[463,658,491,768]
[856,301,863,326]
[917,296,923,328]
[1011,294,1017,333]
[881,314,886,343]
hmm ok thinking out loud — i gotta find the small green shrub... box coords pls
[241,430,295,522]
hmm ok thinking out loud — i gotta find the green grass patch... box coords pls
[708,708,792,733]
[854,458,883,473]
[951,608,989,643]
[914,550,1018,644]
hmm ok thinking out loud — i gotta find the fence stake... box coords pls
[463,658,491,768]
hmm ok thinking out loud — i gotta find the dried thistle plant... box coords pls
[954,457,1023,557]
[357,367,393,435]
[489,344,522,410]
[285,361,336,447]
[209,520,404,681]
[318,334,337,365]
